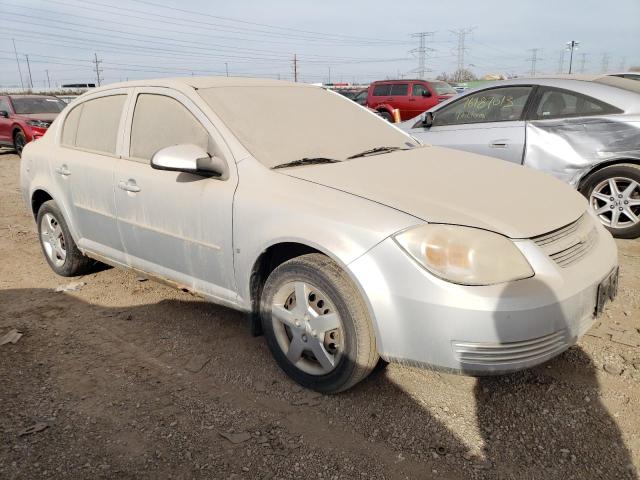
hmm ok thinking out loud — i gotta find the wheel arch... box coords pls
[31,188,54,218]
[577,158,640,194]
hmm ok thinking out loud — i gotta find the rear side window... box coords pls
[532,88,622,119]
[129,94,209,161]
[434,86,533,126]
[0,97,11,113]
[63,95,126,155]
[372,84,391,96]
[389,83,408,96]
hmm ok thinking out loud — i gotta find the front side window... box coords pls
[11,97,66,114]
[65,95,126,155]
[412,84,430,97]
[389,83,408,96]
[130,94,209,161]
[532,88,621,119]
[372,84,391,96]
[434,86,533,126]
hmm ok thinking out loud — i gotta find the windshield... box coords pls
[198,86,413,168]
[430,81,456,95]
[12,97,66,114]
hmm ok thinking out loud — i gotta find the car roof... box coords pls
[89,76,314,93]
[371,79,440,84]
[7,94,62,98]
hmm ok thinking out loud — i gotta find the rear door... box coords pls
[368,83,391,110]
[388,83,410,119]
[408,85,534,164]
[53,90,129,262]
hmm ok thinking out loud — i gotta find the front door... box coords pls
[409,86,534,164]
[115,87,238,303]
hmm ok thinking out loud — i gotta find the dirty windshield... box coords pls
[198,86,414,168]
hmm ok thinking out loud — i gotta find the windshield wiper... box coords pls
[271,157,341,169]
[347,146,408,159]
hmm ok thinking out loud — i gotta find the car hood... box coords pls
[280,146,587,239]
[17,113,59,122]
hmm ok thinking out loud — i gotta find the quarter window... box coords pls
[129,94,209,161]
[63,95,126,155]
[372,84,391,96]
[389,83,408,96]
[532,88,621,119]
[433,87,533,126]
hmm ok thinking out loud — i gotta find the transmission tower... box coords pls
[410,32,435,79]
[93,53,103,86]
[450,27,475,82]
[579,53,588,73]
[601,53,610,73]
[527,48,543,76]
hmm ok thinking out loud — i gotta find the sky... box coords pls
[1,0,639,88]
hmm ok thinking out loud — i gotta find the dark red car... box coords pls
[0,95,67,155]
[366,79,456,121]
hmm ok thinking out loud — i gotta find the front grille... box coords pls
[532,214,598,268]
[452,331,567,366]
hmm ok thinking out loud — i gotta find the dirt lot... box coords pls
[1,151,639,480]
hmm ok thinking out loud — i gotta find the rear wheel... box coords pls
[13,130,26,156]
[377,111,393,122]
[37,200,93,276]
[580,164,640,239]
[260,253,379,393]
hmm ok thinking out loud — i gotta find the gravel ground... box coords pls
[1,151,639,479]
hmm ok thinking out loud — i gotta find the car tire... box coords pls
[37,200,94,276]
[378,111,393,122]
[580,163,640,239]
[260,253,379,393]
[13,130,26,157]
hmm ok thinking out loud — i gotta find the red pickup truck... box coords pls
[366,79,456,121]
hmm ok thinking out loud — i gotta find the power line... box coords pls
[619,57,627,71]
[410,32,435,79]
[557,49,565,74]
[24,54,34,89]
[579,52,588,73]
[526,48,543,76]
[11,38,24,89]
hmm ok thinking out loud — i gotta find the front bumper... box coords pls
[347,220,618,374]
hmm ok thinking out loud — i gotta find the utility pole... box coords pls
[24,55,33,89]
[557,49,565,74]
[12,39,24,90]
[450,27,475,82]
[565,40,580,74]
[225,62,229,77]
[328,66,331,84]
[527,48,543,76]
[410,32,435,79]
[579,53,588,73]
[601,52,610,73]
[45,69,51,89]
[293,54,298,82]
[93,53,103,86]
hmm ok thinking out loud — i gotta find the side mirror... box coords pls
[423,111,434,128]
[0,110,9,118]
[151,144,226,178]
[421,90,431,97]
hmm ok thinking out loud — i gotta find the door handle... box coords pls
[118,179,141,193]
[408,98,416,101]
[55,164,71,176]
[489,140,509,148]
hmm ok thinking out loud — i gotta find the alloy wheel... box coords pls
[40,213,67,267]
[590,177,640,229]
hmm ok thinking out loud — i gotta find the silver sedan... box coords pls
[21,77,618,392]
[402,76,640,238]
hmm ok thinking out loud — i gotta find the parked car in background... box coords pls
[609,72,640,81]
[351,89,368,106]
[22,77,618,392]
[403,75,640,238]
[0,95,67,155]
[367,79,456,121]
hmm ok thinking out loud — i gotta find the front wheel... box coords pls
[260,254,379,393]
[14,130,26,156]
[580,164,640,239]
[377,111,393,122]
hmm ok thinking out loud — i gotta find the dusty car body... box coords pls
[21,77,618,392]
[402,76,640,238]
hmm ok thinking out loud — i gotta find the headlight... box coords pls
[26,120,50,128]
[394,224,534,286]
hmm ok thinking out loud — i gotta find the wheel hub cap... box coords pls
[590,177,640,229]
